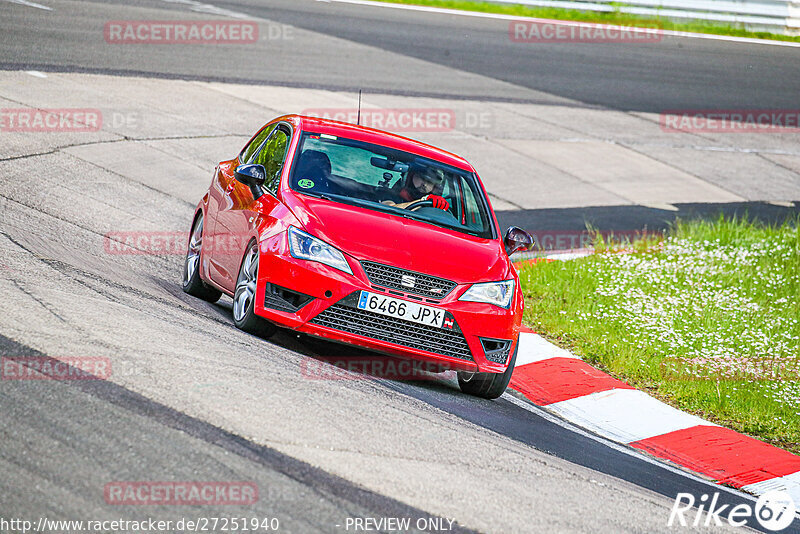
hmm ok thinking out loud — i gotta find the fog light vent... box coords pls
[264,283,314,312]
[480,338,512,364]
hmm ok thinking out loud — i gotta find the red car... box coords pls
[182,115,532,398]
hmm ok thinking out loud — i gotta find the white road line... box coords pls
[640,202,679,211]
[324,0,800,48]
[3,0,52,10]
[25,71,47,78]
[160,0,252,19]
[502,392,760,503]
[546,388,715,443]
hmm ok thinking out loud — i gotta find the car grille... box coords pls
[310,295,473,361]
[360,261,457,300]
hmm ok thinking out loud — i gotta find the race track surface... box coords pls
[0,1,798,532]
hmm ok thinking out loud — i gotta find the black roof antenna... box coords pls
[357,90,362,126]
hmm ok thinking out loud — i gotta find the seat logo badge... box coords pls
[401,275,416,288]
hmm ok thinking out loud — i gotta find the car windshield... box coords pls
[288,132,495,238]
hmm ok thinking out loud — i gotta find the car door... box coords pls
[210,123,291,292]
[206,123,276,286]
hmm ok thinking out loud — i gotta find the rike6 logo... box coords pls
[669,491,796,531]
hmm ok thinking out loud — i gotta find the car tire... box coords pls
[232,240,277,339]
[182,212,222,303]
[457,338,518,399]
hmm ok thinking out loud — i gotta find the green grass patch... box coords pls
[373,0,800,43]
[518,216,800,453]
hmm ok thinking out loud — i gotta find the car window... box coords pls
[240,123,276,164]
[460,180,488,233]
[253,128,289,193]
[288,132,494,239]
[324,142,399,187]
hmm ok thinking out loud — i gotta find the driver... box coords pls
[383,167,450,211]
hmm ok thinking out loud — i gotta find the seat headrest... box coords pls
[296,150,331,177]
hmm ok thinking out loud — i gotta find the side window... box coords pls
[240,124,276,163]
[253,128,290,193]
[461,180,483,230]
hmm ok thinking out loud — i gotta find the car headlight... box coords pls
[459,280,515,309]
[288,226,353,275]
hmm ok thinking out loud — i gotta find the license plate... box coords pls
[357,291,445,328]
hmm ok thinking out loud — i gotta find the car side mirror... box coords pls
[234,164,267,200]
[504,226,533,255]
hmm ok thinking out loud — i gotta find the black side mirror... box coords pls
[234,164,267,200]
[504,226,533,255]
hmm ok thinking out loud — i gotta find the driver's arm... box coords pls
[383,195,449,211]
[382,199,417,209]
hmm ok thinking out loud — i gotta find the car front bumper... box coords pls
[253,239,521,373]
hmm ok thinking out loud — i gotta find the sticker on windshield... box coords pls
[298,179,315,189]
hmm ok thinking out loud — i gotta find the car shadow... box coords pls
[293,334,463,391]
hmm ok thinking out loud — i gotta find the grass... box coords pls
[373,0,800,43]
[517,216,800,454]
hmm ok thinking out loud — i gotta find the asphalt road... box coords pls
[1,0,799,111]
[0,336,471,534]
[0,0,797,532]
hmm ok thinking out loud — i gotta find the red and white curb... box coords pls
[510,328,800,505]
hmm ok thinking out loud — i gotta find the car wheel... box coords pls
[457,338,518,399]
[232,240,277,338]
[182,213,222,303]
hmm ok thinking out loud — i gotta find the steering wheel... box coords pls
[406,199,434,211]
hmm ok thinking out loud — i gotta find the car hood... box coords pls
[285,194,509,284]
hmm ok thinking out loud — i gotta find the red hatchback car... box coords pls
[183,115,532,398]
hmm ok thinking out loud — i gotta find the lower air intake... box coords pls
[310,295,473,361]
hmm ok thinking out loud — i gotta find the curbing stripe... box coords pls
[743,471,800,505]
[511,357,633,405]
[510,332,799,500]
[630,426,800,488]
[545,389,714,444]
[514,332,578,367]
